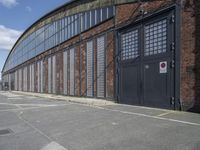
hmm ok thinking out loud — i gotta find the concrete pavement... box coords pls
[0,91,200,150]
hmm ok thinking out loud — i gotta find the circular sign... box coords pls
[161,63,166,68]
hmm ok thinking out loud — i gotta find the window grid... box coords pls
[4,6,114,72]
[144,19,167,56]
[121,30,139,60]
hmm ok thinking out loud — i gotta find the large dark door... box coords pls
[118,10,175,109]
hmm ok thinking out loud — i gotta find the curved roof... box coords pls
[2,0,79,73]
[2,0,137,74]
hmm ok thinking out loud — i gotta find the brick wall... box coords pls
[75,46,81,96]
[180,0,200,112]
[115,0,174,27]
[106,31,114,99]
[80,42,87,96]
[5,0,200,112]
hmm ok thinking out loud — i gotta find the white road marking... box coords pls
[8,97,22,99]
[41,142,68,150]
[114,103,175,112]
[157,111,174,117]
[0,92,22,97]
[0,103,72,112]
[0,102,70,107]
[88,105,200,127]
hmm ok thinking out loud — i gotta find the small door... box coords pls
[86,40,94,97]
[120,27,141,104]
[70,48,75,96]
[118,10,175,109]
[97,35,105,98]
[143,59,171,108]
[48,57,52,93]
[52,56,56,94]
[63,51,68,95]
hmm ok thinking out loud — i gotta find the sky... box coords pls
[0,0,69,80]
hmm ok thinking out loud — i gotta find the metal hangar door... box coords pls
[117,10,176,109]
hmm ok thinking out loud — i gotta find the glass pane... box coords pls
[144,19,167,56]
[121,29,139,60]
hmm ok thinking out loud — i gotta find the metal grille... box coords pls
[144,19,167,56]
[52,56,56,94]
[37,62,41,92]
[87,41,93,97]
[14,71,18,90]
[29,65,31,92]
[8,74,11,91]
[40,61,43,93]
[48,57,52,93]
[70,48,75,96]
[23,67,27,92]
[121,29,139,60]
[97,35,105,98]
[19,69,22,91]
[25,67,27,91]
[29,64,34,92]
[63,51,68,95]
[32,64,35,92]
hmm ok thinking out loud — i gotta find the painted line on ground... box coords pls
[0,102,70,107]
[157,111,174,117]
[0,107,40,112]
[8,97,23,100]
[16,110,53,142]
[41,142,68,150]
[0,103,72,112]
[114,103,173,112]
[90,105,200,127]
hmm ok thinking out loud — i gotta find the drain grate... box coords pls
[0,129,13,136]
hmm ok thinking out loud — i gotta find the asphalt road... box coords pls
[0,91,200,150]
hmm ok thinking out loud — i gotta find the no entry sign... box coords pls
[160,61,167,73]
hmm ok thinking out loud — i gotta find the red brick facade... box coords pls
[3,0,200,112]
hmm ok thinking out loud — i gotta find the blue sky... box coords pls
[0,0,69,79]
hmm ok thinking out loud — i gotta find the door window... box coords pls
[144,19,167,56]
[121,29,139,60]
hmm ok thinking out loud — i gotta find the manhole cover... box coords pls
[0,129,13,136]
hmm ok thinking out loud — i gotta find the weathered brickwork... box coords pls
[80,42,87,96]
[56,52,63,95]
[180,0,200,111]
[93,39,97,97]
[106,31,114,99]
[75,46,81,96]
[2,0,200,112]
[115,0,174,27]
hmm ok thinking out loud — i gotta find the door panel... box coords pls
[97,35,105,98]
[63,51,68,95]
[87,40,94,97]
[118,11,175,109]
[70,48,75,96]
[143,59,170,108]
[121,64,140,104]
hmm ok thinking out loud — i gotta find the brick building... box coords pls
[1,0,200,112]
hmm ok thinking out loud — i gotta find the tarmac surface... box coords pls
[0,91,200,150]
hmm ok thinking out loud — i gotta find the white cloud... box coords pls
[25,6,32,12]
[0,25,22,50]
[0,0,18,8]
